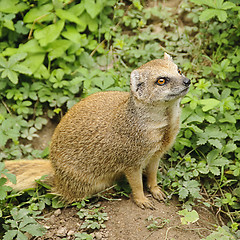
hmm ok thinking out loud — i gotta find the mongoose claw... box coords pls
[150,186,166,202]
[134,197,156,210]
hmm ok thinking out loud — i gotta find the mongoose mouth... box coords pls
[168,87,189,99]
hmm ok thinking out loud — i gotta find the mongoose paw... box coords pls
[134,196,155,210]
[150,186,166,202]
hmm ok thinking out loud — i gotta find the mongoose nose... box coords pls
[183,78,191,87]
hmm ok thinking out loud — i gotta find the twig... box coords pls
[1,99,12,115]
[90,39,106,57]
[144,231,154,240]
[28,13,51,40]
[92,184,118,199]
[159,45,178,56]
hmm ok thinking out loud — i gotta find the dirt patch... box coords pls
[36,196,217,240]
[31,119,57,150]
[102,197,216,240]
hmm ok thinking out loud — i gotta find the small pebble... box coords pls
[95,232,103,240]
[56,227,67,237]
[54,209,62,216]
[44,225,51,230]
[67,230,75,236]
[49,215,56,224]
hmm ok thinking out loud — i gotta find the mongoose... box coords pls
[4,53,190,209]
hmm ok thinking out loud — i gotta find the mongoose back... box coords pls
[5,53,190,209]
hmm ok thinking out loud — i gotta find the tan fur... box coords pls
[4,53,190,208]
[4,159,53,190]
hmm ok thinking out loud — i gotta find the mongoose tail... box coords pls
[4,159,53,190]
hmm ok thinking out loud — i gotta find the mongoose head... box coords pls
[130,53,191,103]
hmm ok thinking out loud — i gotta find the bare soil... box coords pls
[32,120,218,240]
[102,197,217,240]
[36,196,218,240]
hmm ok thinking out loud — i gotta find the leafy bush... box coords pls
[0,0,121,160]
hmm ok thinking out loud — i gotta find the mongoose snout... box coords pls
[183,77,191,87]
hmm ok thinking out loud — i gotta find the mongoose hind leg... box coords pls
[124,168,155,209]
[146,154,166,201]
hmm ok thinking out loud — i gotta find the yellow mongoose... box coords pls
[5,53,190,209]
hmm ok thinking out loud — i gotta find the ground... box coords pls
[32,120,218,240]
[36,197,218,240]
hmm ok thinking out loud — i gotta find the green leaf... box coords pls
[0,186,9,200]
[207,149,220,164]
[199,99,220,111]
[219,112,236,123]
[22,53,45,74]
[21,224,45,237]
[215,9,227,22]
[208,139,222,149]
[0,0,28,13]
[56,9,82,25]
[16,231,28,240]
[179,187,188,199]
[78,12,98,32]
[79,52,96,68]
[221,2,236,10]
[12,64,32,75]
[0,132,8,147]
[4,172,16,184]
[8,53,27,66]
[3,230,18,240]
[178,209,199,224]
[47,40,72,61]
[0,56,7,68]
[205,115,216,123]
[2,69,18,84]
[223,143,237,154]
[197,162,209,174]
[199,9,218,22]
[52,198,65,208]
[61,26,87,44]
[3,20,15,31]
[84,0,103,19]
[204,125,227,139]
[34,20,65,46]
[23,4,53,23]
[209,166,220,175]
[34,117,48,130]
[18,39,45,54]
[68,3,85,16]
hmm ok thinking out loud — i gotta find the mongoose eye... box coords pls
[178,68,182,75]
[156,78,168,86]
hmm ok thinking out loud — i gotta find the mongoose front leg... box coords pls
[146,154,166,201]
[124,168,155,209]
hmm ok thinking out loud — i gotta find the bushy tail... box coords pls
[4,159,54,191]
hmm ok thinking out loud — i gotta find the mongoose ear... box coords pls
[130,69,145,99]
[164,52,173,62]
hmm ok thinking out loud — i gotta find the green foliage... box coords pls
[0,162,48,239]
[0,0,119,160]
[75,232,93,240]
[146,215,169,231]
[3,208,46,240]
[201,226,239,240]
[77,204,108,230]
[190,0,236,22]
